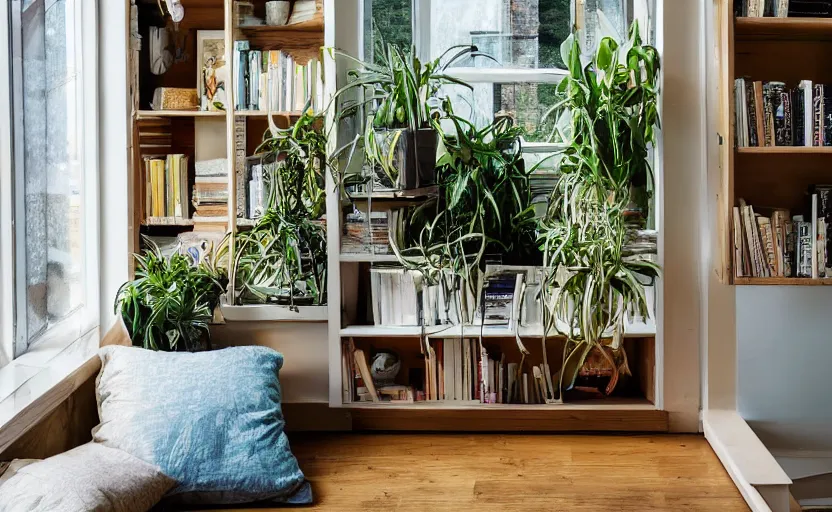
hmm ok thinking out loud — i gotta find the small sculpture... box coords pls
[370,351,401,387]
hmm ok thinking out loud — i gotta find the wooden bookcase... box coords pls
[128,0,326,316]
[721,15,832,285]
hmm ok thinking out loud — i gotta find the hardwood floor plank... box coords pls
[198,433,748,511]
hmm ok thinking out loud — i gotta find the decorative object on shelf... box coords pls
[159,0,185,23]
[218,108,329,306]
[151,87,198,111]
[370,351,401,387]
[333,44,490,191]
[196,30,227,112]
[115,236,227,352]
[265,0,291,26]
[287,0,318,25]
[538,22,661,399]
[236,1,261,27]
[149,26,173,75]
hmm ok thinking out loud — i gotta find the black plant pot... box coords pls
[371,127,437,190]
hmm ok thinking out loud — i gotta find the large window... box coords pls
[364,0,653,145]
[1,0,98,364]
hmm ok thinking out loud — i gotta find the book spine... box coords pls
[794,87,805,147]
[797,220,813,277]
[814,84,824,146]
[746,80,758,147]
[763,82,774,146]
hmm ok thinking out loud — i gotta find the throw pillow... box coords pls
[0,443,174,512]
[93,345,311,506]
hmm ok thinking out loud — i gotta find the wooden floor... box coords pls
[221,433,749,512]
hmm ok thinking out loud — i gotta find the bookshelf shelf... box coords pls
[339,253,400,263]
[735,17,832,41]
[135,110,225,119]
[339,323,656,339]
[220,303,328,322]
[734,277,832,286]
[142,217,195,227]
[341,396,656,411]
[736,146,832,154]
[234,110,303,118]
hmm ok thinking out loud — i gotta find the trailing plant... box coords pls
[391,107,537,324]
[219,109,329,306]
[538,22,661,399]
[331,43,492,188]
[115,236,227,352]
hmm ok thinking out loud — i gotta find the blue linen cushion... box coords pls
[93,345,311,506]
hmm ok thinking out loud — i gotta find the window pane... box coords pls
[443,82,560,143]
[430,0,571,69]
[364,0,412,64]
[14,0,85,343]
[580,0,626,53]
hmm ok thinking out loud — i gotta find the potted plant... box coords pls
[115,237,227,352]
[332,43,489,191]
[219,109,329,307]
[538,22,661,400]
[391,106,538,329]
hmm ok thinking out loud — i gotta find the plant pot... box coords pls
[370,127,437,191]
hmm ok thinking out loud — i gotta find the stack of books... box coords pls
[234,42,322,113]
[144,154,189,223]
[341,209,391,255]
[734,78,832,147]
[733,187,832,279]
[192,158,229,231]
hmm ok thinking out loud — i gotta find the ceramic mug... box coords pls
[265,1,291,26]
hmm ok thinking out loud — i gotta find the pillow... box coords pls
[0,443,175,512]
[93,345,311,506]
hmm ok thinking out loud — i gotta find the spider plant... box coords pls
[391,106,538,326]
[331,43,493,190]
[115,236,227,352]
[219,109,329,306]
[538,22,661,399]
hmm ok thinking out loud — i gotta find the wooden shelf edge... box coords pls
[136,110,225,119]
[736,146,832,154]
[346,404,668,432]
[220,304,328,322]
[735,16,832,40]
[735,277,832,285]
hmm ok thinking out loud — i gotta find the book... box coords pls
[753,81,765,147]
[801,81,814,147]
[795,217,813,277]
[812,193,820,278]
[814,84,825,146]
[758,217,777,276]
[746,80,759,147]
[353,348,379,402]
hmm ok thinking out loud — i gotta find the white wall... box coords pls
[737,287,832,452]
[212,323,329,403]
[98,0,130,332]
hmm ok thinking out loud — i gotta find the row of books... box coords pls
[735,0,790,16]
[735,0,832,17]
[233,44,322,113]
[341,338,556,405]
[144,155,189,220]
[368,266,534,328]
[733,189,832,278]
[734,79,832,147]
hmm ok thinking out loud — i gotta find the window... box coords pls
[363,0,654,146]
[1,0,98,364]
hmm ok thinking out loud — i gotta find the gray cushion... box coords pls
[0,443,175,512]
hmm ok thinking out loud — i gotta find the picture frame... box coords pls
[196,30,227,112]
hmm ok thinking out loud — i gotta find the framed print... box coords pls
[196,30,227,111]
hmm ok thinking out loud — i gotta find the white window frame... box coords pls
[0,0,100,364]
